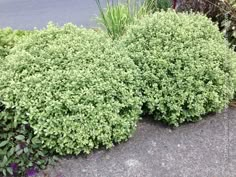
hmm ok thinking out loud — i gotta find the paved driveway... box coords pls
[0,0,103,29]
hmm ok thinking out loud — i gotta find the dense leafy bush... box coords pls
[0,24,142,155]
[0,105,56,176]
[120,11,236,126]
[0,28,29,59]
[0,28,55,177]
[174,0,236,50]
[0,28,53,177]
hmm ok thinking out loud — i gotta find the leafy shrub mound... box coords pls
[0,28,30,59]
[0,24,142,155]
[121,11,236,126]
[175,0,236,50]
[0,28,53,177]
[0,106,55,176]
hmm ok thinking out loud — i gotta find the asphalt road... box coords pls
[0,0,104,29]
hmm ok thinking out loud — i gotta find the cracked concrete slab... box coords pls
[40,107,236,177]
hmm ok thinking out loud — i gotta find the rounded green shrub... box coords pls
[120,10,236,126]
[0,28,30,59]
[0,24,142,155]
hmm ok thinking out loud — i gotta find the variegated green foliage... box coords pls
[0,24,142,155]
[174,0,236,50]
[121,11,236,126]
[0,28,53,177]
[0,106,56,176]
[0,28,30,59]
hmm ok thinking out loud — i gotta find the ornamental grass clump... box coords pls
[0,23,142,155]
[96,0,160,39]
[120,10,236,126]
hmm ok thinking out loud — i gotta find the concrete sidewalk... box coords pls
[41,107,236,177]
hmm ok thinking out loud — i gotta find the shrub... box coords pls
[0,24,142,155]
[120,11,236,126]
[0,28,53,177]
[0,106,56,176]
[174,0,236,50]
[0,28,30,59]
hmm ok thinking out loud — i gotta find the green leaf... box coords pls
[8,147,14,157]
[0,141,8,148]
[16,149,23,155]
[2,169,6,176]
[15,144,21,152]
[15,135,25,141]
[28,162,33,167]
[2,156,8,166]
[24,147,29,153]
[6,167,13,175]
